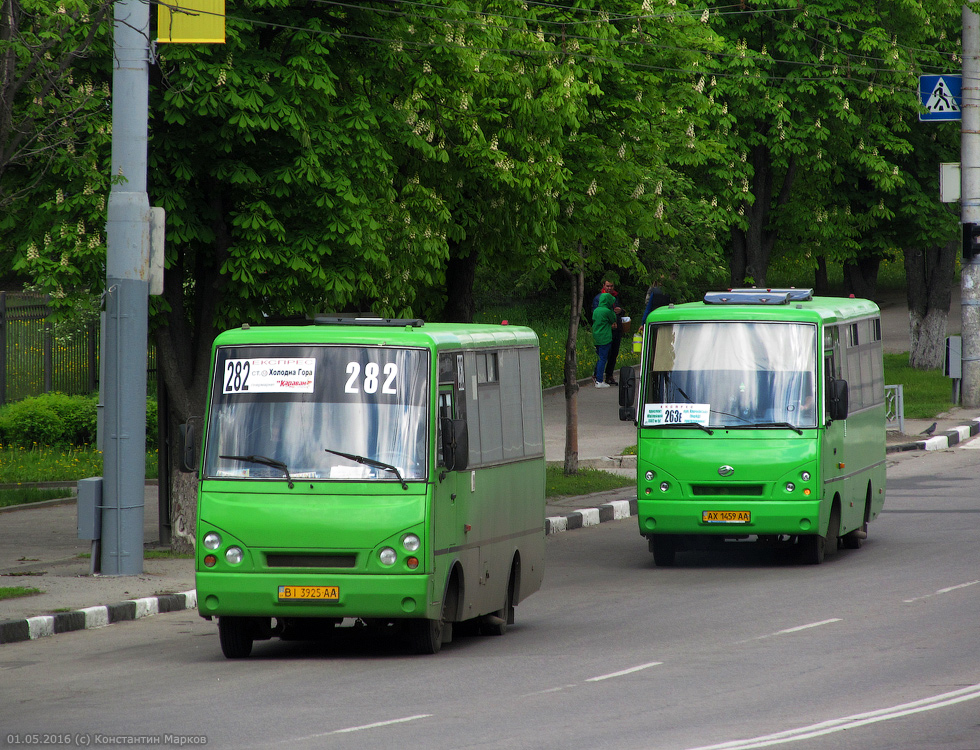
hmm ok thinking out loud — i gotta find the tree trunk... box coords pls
[729,145,797,288]
[842,256,881,300]
[905,239,957,370]
[562,242,586,475]
[814,255,830,296]
[443,241,478,323]
[156,185,230,552]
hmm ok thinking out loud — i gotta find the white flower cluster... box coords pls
[631,183,644,200]
[701,8,709,22]
[587,179,597,196]
[27,243,39,261]
[655,201,664,219]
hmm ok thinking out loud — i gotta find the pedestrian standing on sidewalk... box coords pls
[591,292,617,388]
[591,279,625,384]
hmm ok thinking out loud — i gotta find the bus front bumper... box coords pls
[196,571,433,620]
[636,498,824,537]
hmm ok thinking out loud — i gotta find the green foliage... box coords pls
[0,394,157,448]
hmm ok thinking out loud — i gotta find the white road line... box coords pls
[904,580,980,603]
[683,683,980,750]
[773,618,842,635]
[739,618,841,643]
[289,714,432,740]
[586,661,664,682]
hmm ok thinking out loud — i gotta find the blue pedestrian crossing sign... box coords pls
[919,75,962,121]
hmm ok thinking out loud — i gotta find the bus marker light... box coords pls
[645,488,652,495]
[204,554,217,567]
[406,557,419,569]
[803,488,811,496]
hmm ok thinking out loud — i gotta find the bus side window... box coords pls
[437,390,454,466]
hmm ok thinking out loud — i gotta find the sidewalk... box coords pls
[2,290,978,644]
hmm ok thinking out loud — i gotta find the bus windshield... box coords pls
[643,322,817,429]
[203,345,429,482]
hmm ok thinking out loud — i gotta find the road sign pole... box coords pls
[962,5,980,407]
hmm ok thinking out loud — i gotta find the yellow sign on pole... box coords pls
[157,0,225,44]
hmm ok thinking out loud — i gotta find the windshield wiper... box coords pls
[656,421,714,435]
[750,422,805,435]
[219,454,294,489]
[324,448,408,490]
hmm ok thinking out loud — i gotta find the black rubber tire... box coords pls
[483,581,512,637]
[650,536,676,567]
[218,617,253,659]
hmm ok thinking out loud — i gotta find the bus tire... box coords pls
[798,534,824,565]
[411,579,456,655]
[649,535,676,567]
[824,503,841,558]
[218,616,254,659]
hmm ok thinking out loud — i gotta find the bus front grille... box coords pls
[691,485,764,497]
[265,554,356,568]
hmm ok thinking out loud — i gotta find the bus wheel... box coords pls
[824,503,841,558]
[410,586,454,655]
[649,536,676,567]
[842,494,869,550]
[798,534,824,565]
[218,616,254,659]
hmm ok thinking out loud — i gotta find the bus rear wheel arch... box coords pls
[842,483,872,550]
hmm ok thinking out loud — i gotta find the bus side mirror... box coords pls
[618,365,636,422]
[441,417,469,472]
[828,379,849,421]
[179,422,198,473]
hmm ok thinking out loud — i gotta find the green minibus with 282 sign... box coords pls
[619,289,886,566]
[185,318,546,657]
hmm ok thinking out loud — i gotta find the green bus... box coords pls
[619,289,886,566]
[186,318,546,657]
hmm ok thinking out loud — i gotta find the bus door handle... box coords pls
[451,493,457,503]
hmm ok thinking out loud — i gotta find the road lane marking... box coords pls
[586,661,664,682]
[904,580,980,603]
[773,618,842,635]
[682,683,980,750]
[288,714,432,740]
[738,618,841,643]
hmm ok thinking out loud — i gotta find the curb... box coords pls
[886,419,980,454]
[546,497,638,536]
[0,589,197,645]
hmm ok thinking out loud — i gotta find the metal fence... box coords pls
[885,383,905,434]
[0,291,157,405]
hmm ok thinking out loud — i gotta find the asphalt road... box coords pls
[2,445,978,750]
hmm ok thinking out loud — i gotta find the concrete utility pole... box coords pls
[102,0,150,574]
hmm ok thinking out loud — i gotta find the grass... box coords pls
[882,353,954,418]
[0,585,43,600]
[0,445,158,484]
[0,487,74,508]
[546,465,632,497]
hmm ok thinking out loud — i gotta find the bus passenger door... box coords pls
[433,387,464,602]
[822,327,846,526]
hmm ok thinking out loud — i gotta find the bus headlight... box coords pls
[660,481,670,492]
[785,482,796,493]
[379,547,397,566]
[203,532,221,550]
[801,471,811,482]
[402,534,421,552]
[645,470,656,481]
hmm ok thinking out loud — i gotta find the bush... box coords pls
[0,393,158,448]
[0,400,65,447]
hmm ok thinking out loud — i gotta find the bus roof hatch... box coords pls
[703,288,813,305]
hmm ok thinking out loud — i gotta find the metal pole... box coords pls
[101,0,150,575]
